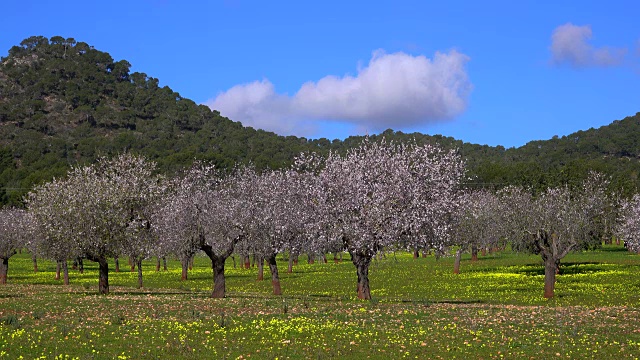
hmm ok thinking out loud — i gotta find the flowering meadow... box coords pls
[2,247,640,359]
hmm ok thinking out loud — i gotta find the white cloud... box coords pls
[550,23,626,68]
[206,49,472,137]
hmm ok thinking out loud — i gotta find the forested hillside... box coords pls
[1,35,639,205]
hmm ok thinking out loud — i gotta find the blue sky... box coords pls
[2,1,639,148]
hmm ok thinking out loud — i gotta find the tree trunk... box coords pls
[307,253,315,264]
[114,256,120,273]
[83,255,110,294]
[62,260,69,285]
[453,249,463,274]
[202,243,237,299]
[130,256,135,272]
[32,253,38,272]
[288,254,294,273]
[422,250,427,258]
[333,253,339,264]
[189,256,194,271]
[268,254,282,295]
[137,258,143,289]
[181,257,189,281]
[55,261,61,280]
[78,258,84,274]
[322,254,327,263]
[350,252,372,300]
[243,255,251,269]
[413,249,419,258]
[543,256,558,298]
[0,257,8,284]
[163,257,168,271]
[471,246,478,262]
[156,257,161,272]
[212,256,226,298]
[256,256,264,281]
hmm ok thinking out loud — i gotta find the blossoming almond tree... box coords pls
[27,153,164,294]
[0,208,35,284]
[305,139,464,299]
[499,173,610,298]
[152,162,218,281]
[451,189,503,274]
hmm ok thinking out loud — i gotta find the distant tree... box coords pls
[0,208,35,284]
[153,162,218,281]
[451,189,503,274]
[616,194,640,252]
[499,173,610,298]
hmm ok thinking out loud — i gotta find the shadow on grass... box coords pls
[505,261,621,276]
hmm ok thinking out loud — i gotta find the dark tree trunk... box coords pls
[322,253,327,263]
[78,258,84,274]
[86,254,110,294]
[181,257,189,281]
[114,256,120,273]
[422,250,427,258]
[0,257,8,284]
[189,256,194,271]
[243,255,251,269]
[62,260,69,285]
[163,257,167,271]
[256,256,264,281]
[268,254,282,295]
[294,255,299,266]
[413,249,419,258]
[543,255,558,298]
[453,249,463,274]
[211,256,226,298]
[288,253,294,273]
[55,261,61,280]
[333,252,339,264]
[156,257,161,272]
[136,258,143,289]
[350,251,372,300]
[471,246,478,262]
[231,255,236,269]
[32,253,38,272]
[201,242,238,299]
[481,248,487,256]
[129,256,135,272]
[98,257,109,294]
[307,253,315,264]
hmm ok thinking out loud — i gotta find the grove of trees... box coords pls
[0,138,633,301]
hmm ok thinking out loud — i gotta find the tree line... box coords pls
[1,140,635,300]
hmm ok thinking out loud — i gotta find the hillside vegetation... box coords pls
[1,35,639,205]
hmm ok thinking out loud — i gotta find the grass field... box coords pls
[2,246,640,359]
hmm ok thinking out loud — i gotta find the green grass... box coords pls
[2,246,640,359]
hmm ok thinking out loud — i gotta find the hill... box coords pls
[1,36,639,205]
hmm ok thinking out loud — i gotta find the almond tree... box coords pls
[305,139,464,299]
[198,166,256,298]
[499,174,609,298]
[246,168,317,295]
[616,194,640,253]
[0,208,35,284]
[153,162,217,281]
[451,189,503,274]
[27,153,163,294]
